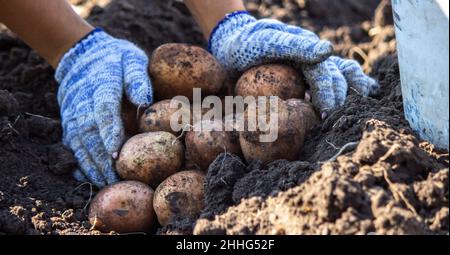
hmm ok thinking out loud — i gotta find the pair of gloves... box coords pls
[55,11,378,187]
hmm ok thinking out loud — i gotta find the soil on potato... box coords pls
[1,0,448,235]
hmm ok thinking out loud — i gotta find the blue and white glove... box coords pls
[55,28,153,187]
[209,11,379,116]
[302,55,379,117]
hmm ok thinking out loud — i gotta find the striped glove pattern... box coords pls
[55,29,153,187]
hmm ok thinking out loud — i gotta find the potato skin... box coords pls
[153,170,205,227]
[150,43,226,100]
[185,120,241,170]
[235,64,306,100]
[286,99,320,132]
[116,132,184,189]
[239,98,306,165]
[139,99,191,135]
[88,181,155,233]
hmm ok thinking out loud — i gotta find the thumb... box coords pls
[302,62,336,114]
[123,52,154,107]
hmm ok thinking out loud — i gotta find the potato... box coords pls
[185,120,241,170]
[88,181,155,233]
[235,64,306,100]
[139,99,191,135]
[239,98,306,165]
[286,99,320,132]
[150,43,226,100]
[153,170,205,226]
[116,131,184,189]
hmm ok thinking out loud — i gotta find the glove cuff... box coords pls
[208,11,256,55]
[55,28,111,83]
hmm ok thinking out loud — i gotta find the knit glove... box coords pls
[303,56,379,116]
[55,29,153,187]
[209,11,379,116]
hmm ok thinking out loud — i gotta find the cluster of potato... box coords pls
[89,43,319,233]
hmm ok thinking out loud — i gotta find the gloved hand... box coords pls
[303,56,379,117]
[209,11,378,116]
[55,28,153,187]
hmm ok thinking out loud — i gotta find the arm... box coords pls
[184,0,245,39]
[0,0,93,68]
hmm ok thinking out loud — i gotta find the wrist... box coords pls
[184,0,246,39]
[55,28,111,83]
[208,11,256,54]
[50,23,95,68]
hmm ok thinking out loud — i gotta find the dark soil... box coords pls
[1,0,448,235]
[195,120,448,235]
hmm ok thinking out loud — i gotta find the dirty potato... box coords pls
[185,120,241,170]
[153,170,205,226]
[88,181,155,233]
[235,64,306,100]
[286,99,320,132]
[150,43,226,100]
[139,99,191,135]
[239,98,307,165]
[116,131,184,189]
